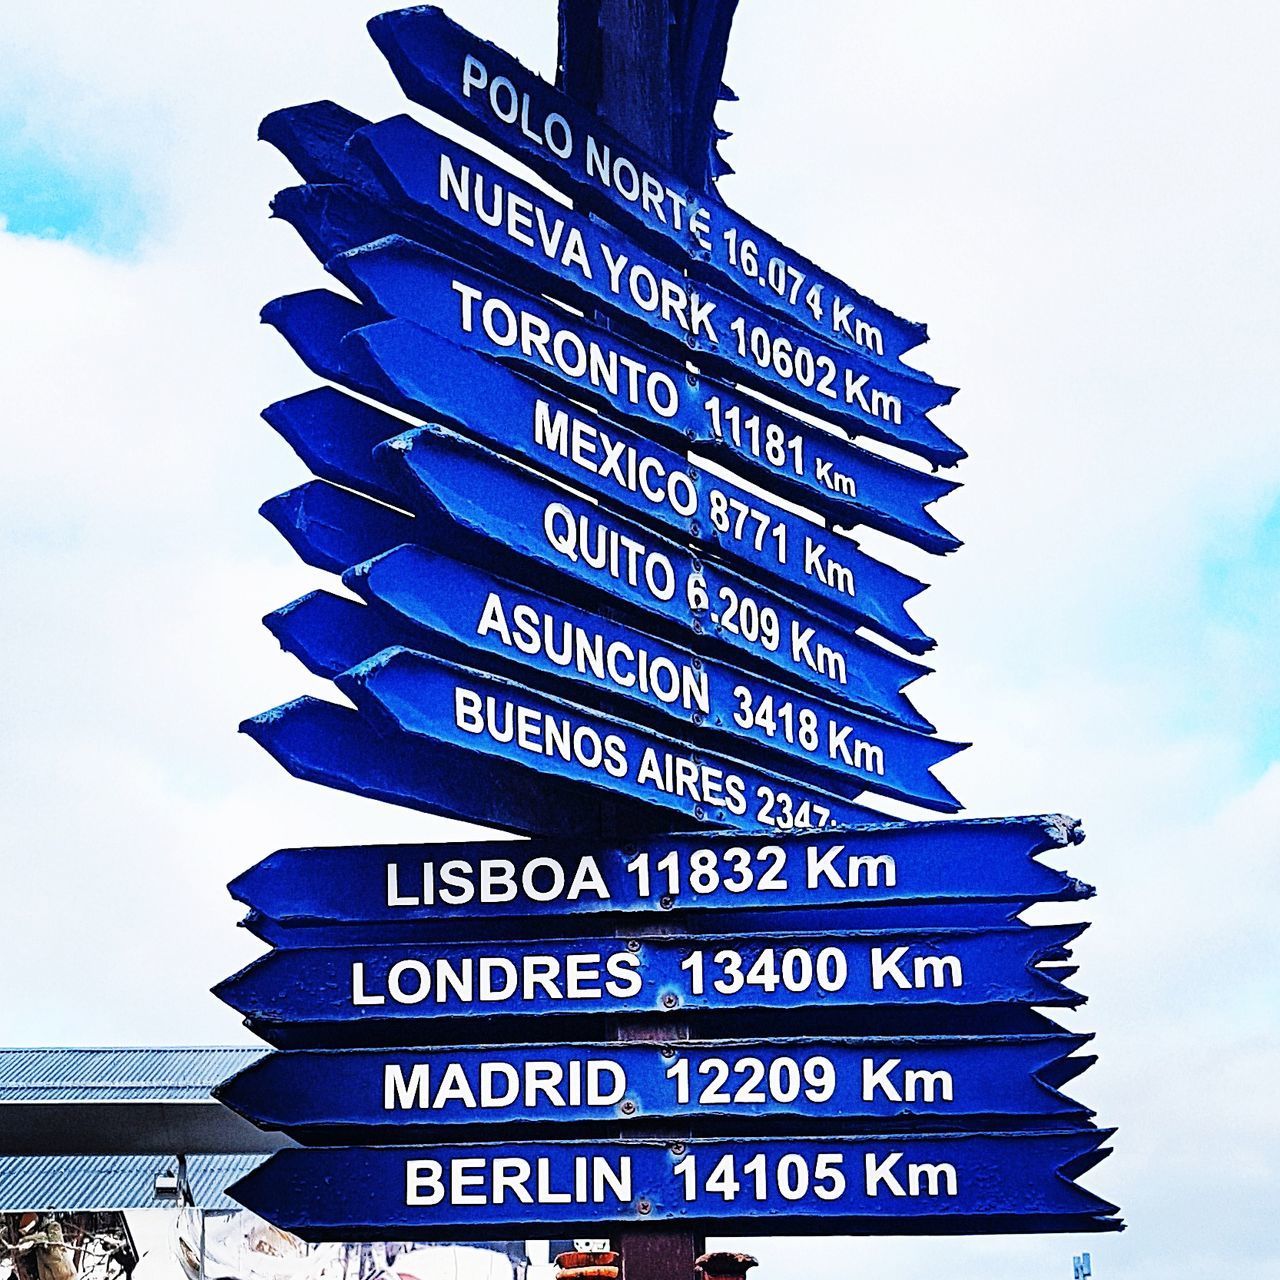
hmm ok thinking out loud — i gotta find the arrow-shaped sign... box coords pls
[230,817,1092,931]
[263,328,934,652]
[260,101,958,466]
[214,1035,1094,1137]
[259,479,413,576]
[339,646,880,832]
[262,580,939,819]
[255,375,938,733]
[226,1131,1118,1240]
[335,214,958,469]
[239,902,1034,948]
[240,695,671,837]
[214,925,1084,1037]
[341,544,960,810]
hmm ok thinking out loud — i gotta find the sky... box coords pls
[1,0,1278,1277]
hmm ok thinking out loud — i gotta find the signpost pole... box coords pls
[558,6,736,1276]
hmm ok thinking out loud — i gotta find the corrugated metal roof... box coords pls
[0,1152,265,1211]
[0,1048,268,1101]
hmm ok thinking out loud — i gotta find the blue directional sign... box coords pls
[261,321,935,657]
[340,646,880,831]
[215,1035,1094,1136]
[264,586,959,816]
[263,590,401,680]
[241,903,1033,948]
[256,401,938,733]
[259,289,396,408]
[278,320,935,647]
[214,925,1083,1038]
[240,695,670,837]
[226,1131,1118,1241]
[229,818,1092,930]
[260,479,414,576]
[364,7,936,371]
[350,546,954,807]
[261,289,940,655]
[267,180,959,554]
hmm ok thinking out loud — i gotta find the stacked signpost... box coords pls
[216,1,1120,1269]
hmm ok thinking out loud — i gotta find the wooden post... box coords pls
[557,6,740,1278]
[557,0,740,190]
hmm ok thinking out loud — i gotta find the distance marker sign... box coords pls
[230,820,1090,929]
[226,0,1119,1250]
[213,924,1083,1048]
[215,1035,1094,1138]
[227,1133,1117,1242]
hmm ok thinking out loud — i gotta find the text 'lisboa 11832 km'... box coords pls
[211,0,1121,1269]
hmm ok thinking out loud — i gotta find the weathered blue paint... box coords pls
[347,319,934,649]
[339,646,880,832]
[260,100,379,186]
[266,179,959,553]
[365,8,934,370]
[263,329,934,653]
[335,201,959,467]
[229,817,1091,929]
[270,181,491,284]
[265,584,958,814]
[213,925,1084,1036]
[556,0,739,189]
[342,545,960,809]
[231,3,1120,1247]
[227,1131,1117,1240]
[379,424,935,725]
[215,1035,1093,1135]
[260,290,397,406]
[254,302,936,742]
[240,696,670,837]
[262,386,407,510]
[263,590,400,679]
[259,481,414,576]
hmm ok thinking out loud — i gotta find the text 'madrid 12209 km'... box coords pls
[213,0,1121,1259]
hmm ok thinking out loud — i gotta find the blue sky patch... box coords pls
[1198,494,1280,773]
[0,106,147,255]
